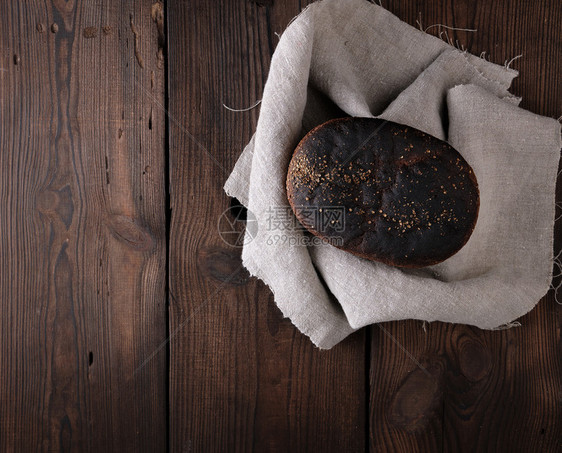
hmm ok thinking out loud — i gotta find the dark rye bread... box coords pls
[286,117,479,268]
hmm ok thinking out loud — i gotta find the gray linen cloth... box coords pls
[224,0,562,349]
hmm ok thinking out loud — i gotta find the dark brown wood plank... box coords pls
[0,1,167,451]
[370,1,561,451]
[167,1,366,451]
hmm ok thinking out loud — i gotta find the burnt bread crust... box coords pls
[286,117,480,268]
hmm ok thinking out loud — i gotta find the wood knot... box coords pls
[36,190,59,213]
[197,246,249,285]
[36,186,74,228]
[107,215,155,251]
[457,339,492,382]
[389,360,444,432]
[83,27,98,39]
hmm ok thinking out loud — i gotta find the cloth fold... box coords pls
[224,0,561,349]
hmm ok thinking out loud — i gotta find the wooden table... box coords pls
[1,0,560,451]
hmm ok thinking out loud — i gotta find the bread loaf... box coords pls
[286,117,479,268]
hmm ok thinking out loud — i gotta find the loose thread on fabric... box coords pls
[422,21,523,69]
[551,164,562,305]
[222,99,262,112]
[440,29,452,46]
[504,54,523,70]
[550,246,562,305]
[491,321,522,330]
[479,51,488,61]
[460,51,514,91]
[425,24,477,33]
[418,19,498,59]
[455,39,466,52]
[415,12,423,32]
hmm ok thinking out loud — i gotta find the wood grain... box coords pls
[167,0,366,451]
[370,1,562,452]
[0,1,167,451]
[1,0,560,451]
